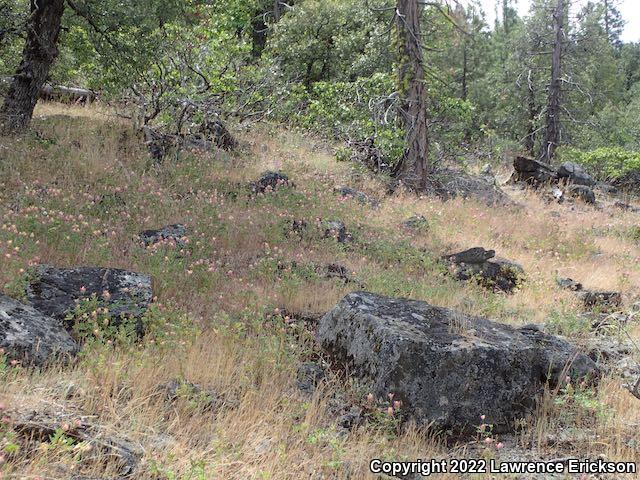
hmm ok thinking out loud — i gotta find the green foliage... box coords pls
[265,0,393,86]
[559,146,640,181]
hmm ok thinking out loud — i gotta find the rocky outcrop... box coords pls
[0,294,79,367]
[139,224,187,248]
[25,265,153,333]
[317,292,599,435]
[557,162,596,187]
[443,247,525,293]
[557,277,622,311]
[513,156,558,186]
[249,171,292,194]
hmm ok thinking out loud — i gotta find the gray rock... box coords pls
[317,292,599,435]
[334,186,380,208]
[139,223,186,247]
[0,294,79,367]
[431,167,512,206]
[25,265,153,334]
[444,247,495,264]
[443,248,524,293]
[249,171,291,194]
[557,162,596,187]
[513,156,558,186]
[402,215,429,231]
[296,362,326,393]
[323,220,353,244]
[556,277,583,291]
[568,184,596,204]
[613,200,640,213]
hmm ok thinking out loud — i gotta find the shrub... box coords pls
[559,146,640,181]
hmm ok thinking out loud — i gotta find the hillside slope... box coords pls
[1,104,639,479]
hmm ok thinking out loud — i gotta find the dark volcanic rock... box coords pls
[443,248,524,293]
[296,362,326,394]
[317,292,599,434]
[577,290,622,311]
[557,162,596,187]
[249,171,291,194]
[568,184,596,204]
[513,156,558,186]
[139,223,187,247]
[25,265,152,332]
[444,247,495,264]
[0,294,79,367]
[556,277,621,311]
[334,186,380,208]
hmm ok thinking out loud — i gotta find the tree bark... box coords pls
[0,0,65,134]
[393,0,430,190]
[540,0,565,163]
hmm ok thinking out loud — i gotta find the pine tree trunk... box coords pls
[393,0,430,190]
[0,0,65,134]
[540,0,564,163]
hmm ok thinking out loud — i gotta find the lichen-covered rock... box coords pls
[25,265,152,333]
[317,292,599,434]
[139,224,187,247]
[0,294,78,367]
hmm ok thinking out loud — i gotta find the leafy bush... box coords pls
[559,146,640,181]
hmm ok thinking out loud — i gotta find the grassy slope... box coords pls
[0,103,639,479]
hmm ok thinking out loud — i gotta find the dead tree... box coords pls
[1,0,65,133]
[392,0,430,190]
[540,0,566,163]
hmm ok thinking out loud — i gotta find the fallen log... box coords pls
[39,84,98,104]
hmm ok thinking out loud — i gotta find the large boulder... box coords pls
[568,184,596,204]
[513,156,558,186]
[0,294,79,367]
[430,167,512,206]
[25,265,153,333]
[557,162,596,187]
[443,247,525,293]
[317,292,599,434]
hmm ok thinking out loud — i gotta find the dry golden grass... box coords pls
[0,103,639,478]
